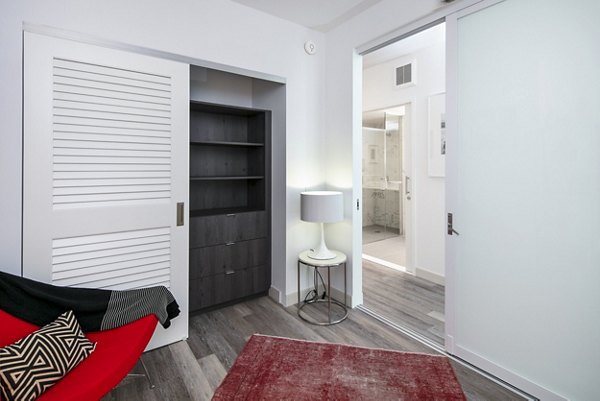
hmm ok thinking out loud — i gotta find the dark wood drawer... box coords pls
[189,214,228,248]
[189,264,269,311]
[189,211,267,248]
[231,211,267,242]
[189,238,267,279]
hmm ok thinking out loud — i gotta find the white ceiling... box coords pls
[228,1,444,67]
[230,0,383,32]
[363,22,445,68]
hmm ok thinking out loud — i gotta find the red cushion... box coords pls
[0,309,157,401]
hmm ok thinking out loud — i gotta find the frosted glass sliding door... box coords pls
[446,1,600,400]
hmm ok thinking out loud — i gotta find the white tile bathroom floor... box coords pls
[362,224,400,244]
[362,232,406,267]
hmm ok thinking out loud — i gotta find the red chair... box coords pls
[0,309,157,401]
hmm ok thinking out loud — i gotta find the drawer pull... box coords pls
[225,242,235,246]
[226,214,236,217]
[225,270,236,275]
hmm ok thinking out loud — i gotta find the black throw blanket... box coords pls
[0,271,180,332]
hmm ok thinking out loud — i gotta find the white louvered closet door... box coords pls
[23,32,189,350]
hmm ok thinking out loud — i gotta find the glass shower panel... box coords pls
[385,113,402,183]
[362,127,385,190]
[362,111,403,240]
[384,113,402,235]
[362,126,387,237]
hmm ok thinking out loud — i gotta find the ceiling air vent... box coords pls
[395,62,414,87]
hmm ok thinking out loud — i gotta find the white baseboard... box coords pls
[362,253,407,272]
[454,345,567,401]
[268,286,282,304]
[415,266,445,286]
[285,286,352,308]
[285,288,307,307]
[445,334,455,354]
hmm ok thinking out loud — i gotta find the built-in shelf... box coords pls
[189,206,265,218]
[188,84,271,313]
[190,176,264,181]
[190,140,264,147]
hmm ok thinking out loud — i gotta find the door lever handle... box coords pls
[447,213,460,236]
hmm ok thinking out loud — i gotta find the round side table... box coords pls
[297,250,348,325]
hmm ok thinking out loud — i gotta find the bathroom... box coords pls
[362,107,406,269]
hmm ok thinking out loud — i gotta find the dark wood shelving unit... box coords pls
[190,140,265,147]
[189,206,265,218]
[188,100,271,312]
[190,176,265,181]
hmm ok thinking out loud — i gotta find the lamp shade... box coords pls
[300,191,343,223]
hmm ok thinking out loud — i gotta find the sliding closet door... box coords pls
[445,1,600,400]
[23,32,189,349]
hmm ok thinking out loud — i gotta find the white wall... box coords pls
[363,41,446,280]
[0,0,325,303]
[0,2,24,276]
[190,67,253,109]
[322,0,448,306]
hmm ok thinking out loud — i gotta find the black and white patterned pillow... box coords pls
[0,310,96,401]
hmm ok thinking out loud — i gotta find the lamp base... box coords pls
[308,223,336,259]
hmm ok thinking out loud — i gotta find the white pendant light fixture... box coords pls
[300,191,343,260]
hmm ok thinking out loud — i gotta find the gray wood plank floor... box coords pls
[363,259,445,346]
[103,296,525,401]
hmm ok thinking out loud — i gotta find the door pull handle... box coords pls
[176,202,184,226]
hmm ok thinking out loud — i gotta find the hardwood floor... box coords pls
[363,259,445,345]
[104,296,525,401]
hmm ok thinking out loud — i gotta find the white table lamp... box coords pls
[301,191,343,260]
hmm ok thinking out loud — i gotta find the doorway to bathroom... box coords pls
[362,106,410,273]
[360,22,446,348]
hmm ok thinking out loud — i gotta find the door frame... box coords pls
[360,102,416,275]
[353,0,489,350]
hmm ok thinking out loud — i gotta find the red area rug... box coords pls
[212,334,466,401]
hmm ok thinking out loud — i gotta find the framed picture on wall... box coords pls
[428,92,446,177]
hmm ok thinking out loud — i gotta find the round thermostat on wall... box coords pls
[304,41,317,55]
